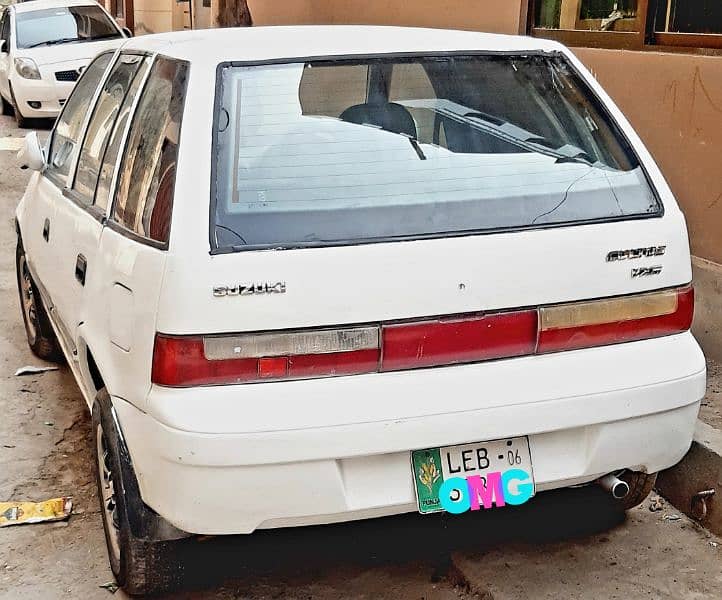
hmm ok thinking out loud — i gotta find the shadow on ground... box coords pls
[155,485,625,597]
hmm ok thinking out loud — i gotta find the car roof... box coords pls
[120,25,565,64]
[12,0,100,15]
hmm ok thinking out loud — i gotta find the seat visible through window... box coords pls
[340,102,418,139]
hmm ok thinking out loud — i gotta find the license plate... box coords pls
[411,437,535,514]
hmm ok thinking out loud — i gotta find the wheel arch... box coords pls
[77,336,108,400]
[93,388,190,542]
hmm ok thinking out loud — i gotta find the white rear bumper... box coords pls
[113,333,705,535]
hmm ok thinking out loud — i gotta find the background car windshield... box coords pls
[213,54,661,251]
[16,6,120,49]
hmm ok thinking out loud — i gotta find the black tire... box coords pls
[13,105,28,128]
[9,85,28,128]
[0,94,13,116]
[15,239,62,361]
[619,471,657,510]
[92,390,182,595]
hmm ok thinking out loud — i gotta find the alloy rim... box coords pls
[19,256,37,345]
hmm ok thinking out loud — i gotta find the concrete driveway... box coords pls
[0,114,721,600]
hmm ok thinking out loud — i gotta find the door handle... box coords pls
[42,218,50,242]
[75,254,87,286]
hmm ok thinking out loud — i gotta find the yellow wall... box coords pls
[574,48,722,264]
[249,0,317,25]
[133,0,174,34]
[304,0,524,33]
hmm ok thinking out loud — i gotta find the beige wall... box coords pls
[574,48,722,265]
[171,0,191,31]
[133,0,174,34]
[247,0,316,25]
[305,0,524,34]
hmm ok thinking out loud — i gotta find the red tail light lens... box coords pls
[152,286,693,387]
[381,310,538,372]
[151,335,258,387]
[538,286,693,353]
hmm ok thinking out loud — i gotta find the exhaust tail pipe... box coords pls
[597,474,630,500]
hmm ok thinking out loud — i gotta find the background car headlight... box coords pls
[14,58,41,80]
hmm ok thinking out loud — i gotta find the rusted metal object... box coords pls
[657,421,722,535]
[691,489,716,521]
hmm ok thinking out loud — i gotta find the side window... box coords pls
[47,53,113,183]
[94,56,152,212]
[0,13,11,50]
[73,54,147,204]
[112,56,188,245]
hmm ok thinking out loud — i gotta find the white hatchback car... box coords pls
[15,27,705,595]
[0,0,126,127]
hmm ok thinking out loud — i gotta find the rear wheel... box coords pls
[15,240,61,361]
[92,390,182,595]
[619,471,657,510]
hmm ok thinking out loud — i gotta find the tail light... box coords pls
[537,286,693,353]
[381,311,537,372]
[152,327,379,386]
[152,286,693,387]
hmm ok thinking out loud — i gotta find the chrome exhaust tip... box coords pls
[597,474,630,500]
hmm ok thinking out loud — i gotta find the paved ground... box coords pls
[1,114,721,599]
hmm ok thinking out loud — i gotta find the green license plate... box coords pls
[411,437,535,514]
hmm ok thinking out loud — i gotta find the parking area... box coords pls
[1,115,721,600]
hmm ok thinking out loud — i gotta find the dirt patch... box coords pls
[700,358,722,430]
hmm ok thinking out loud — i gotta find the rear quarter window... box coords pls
[112,56,189,246]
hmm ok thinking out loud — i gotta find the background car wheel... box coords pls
[0,95,13,117]
[92,390,182,596]
[13,103,28,128]
[8,86,28,128]
[619,471,657,510]
[15,240,62,361]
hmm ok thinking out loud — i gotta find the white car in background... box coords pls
[0,0,126,127]
[14,27,705,595]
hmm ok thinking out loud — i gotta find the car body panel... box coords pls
[113,332,704,532]
[14,26,705,536]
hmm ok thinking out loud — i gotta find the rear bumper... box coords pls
[113,333,706,535]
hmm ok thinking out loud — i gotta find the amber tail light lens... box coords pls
[152,286,693,387]
[537,286,694,353]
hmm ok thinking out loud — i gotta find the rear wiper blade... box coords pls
[26,37,80,48]
[337,118,427,161]
[463,111,594,166]
[552,144,596,165]
[399,100,596,166]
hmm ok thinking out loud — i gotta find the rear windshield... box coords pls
[16,6,120,49]
[212,54,660,251]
